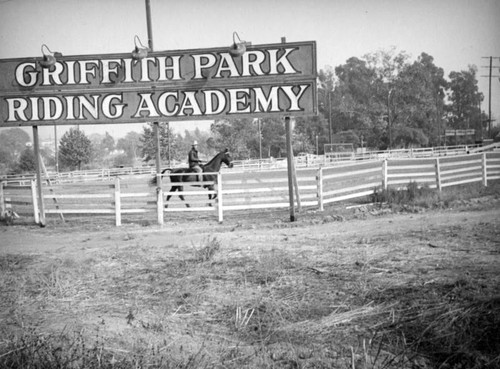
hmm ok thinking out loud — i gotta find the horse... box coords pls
[150,149,233,207]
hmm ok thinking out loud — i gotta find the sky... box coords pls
[0,0,499,142]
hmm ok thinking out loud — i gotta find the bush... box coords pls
[372,181,439,208]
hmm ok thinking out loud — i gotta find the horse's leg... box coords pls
[177,186,190,208]
[207,185,216,207]
[165,186,180,208]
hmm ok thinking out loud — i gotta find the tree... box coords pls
[0,128,30,172]
[326,49,449,149]
[140,123,178,164]
[89,132,116,167]
[179,127,214,161]
[116,131,142,165]
[317,66,336,144]
[210,118,256,159]
[210,118,286,160]
[294,115,328,154]
[446,66,483,141]
[16,147,36,173]
[387,53,447,148]
[59,128,93,171]
[330,56,385,147]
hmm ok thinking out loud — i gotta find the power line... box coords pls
[481,56,500,136]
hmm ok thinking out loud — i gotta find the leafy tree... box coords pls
[446,66,483,141]
[0,128,31,172]
[330,56,384,147]
[179,127,214,161]
[294,115,329,154]
[210,118,256,159]
[116,131,142,164]
[59,128,93,171]
[89,131,116,167]
[387,53,447,147]
[140,122,178,164]
[324,49,452,149]
[258,118,286,158]
[16,147,36,173]
[101,132,115,152]
[210,118,287,160]
[317,66,336,143]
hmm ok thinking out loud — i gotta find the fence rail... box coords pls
[1,152,499,226]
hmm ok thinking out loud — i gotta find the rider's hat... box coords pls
[193,140,198,145]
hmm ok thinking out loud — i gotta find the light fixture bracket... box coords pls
[132,35,151,60]
[39,44,61,68]
[229,32,250,57]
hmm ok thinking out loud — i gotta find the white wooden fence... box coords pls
[1,152,499,226]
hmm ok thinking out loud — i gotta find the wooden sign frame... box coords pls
[0,41,317,127]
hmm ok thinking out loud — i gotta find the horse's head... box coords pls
[221,149,234,168]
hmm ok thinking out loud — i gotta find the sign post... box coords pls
[32,126,46,226]
[285,116,296,221]
[144,0,164,225]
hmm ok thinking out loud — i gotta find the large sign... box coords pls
[0,41,317,127]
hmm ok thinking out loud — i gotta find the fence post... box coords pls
[382,160,388,190]
[435,157,442,192]
[31,180,40,224]
[0,181,4,217]
[217,172,223,223]
[156,173,164,225]
[482,153,488,187]
[114,177,121,226]
[317,167,324,211]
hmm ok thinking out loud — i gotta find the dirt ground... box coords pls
[1,196,499,368]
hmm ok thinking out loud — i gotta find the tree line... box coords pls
[1,48,497,174]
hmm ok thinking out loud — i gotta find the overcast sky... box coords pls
[1,0,499,141]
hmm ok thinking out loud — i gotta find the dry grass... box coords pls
[1,184,500,368]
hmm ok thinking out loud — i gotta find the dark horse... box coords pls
[150,149,233,207]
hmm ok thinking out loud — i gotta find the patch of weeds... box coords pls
[190,236,221,263]
[372,181,440,209]
[372,180,500,212]
[0,254,34,272]
[365,282,500,369]
[0,327,210,369]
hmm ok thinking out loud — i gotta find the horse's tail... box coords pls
[148,168,171,186]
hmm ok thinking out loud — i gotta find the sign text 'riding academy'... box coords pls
[0,41,317,127]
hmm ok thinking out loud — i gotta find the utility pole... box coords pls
[328,90,332,144]
[481,56,500,137]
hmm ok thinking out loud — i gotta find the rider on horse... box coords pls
[188,141,203,182]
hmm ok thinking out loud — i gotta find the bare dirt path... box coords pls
[1,204,499,256]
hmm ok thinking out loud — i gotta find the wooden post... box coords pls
[0,181,4,218]
[482,152,488,187]
[114,177,121,226]
[154,123,164,226]
[317,167,324,211]
[32,126,46,227]
[31,180,40,224]
[217,172,223,223]
[157,180,164,225]
[285,116,296,221]
[435,157,442,191]
[382,159,388,190]
[292,154,301,211]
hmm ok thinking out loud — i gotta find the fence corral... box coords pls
[1,152,499,226]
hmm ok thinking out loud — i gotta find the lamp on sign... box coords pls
[228,32,250,57]
[132,35,150,60]
[39,44,62,68]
